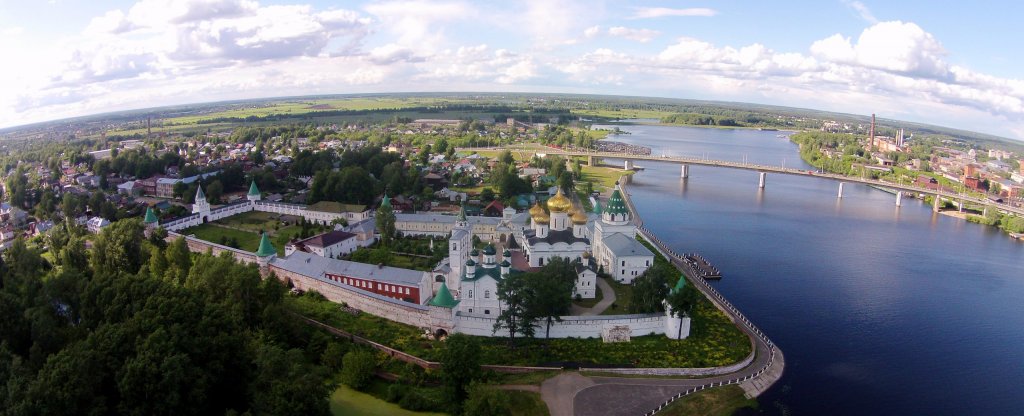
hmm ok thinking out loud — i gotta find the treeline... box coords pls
[0,220,338,415]
[661,113,743,127]
[195,104,563,125]
[306,147,409,205]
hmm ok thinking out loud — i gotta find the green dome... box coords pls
[143,207,158,224]
[470,249,479,256]
[605,183,628,215]
[483,244,496,255]
[428,281,459,308]
[500,260,511,267]
[466,259,476,266]
[256,232,276,257]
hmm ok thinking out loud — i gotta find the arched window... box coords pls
[435,275,444,282]
[484,290,490,299]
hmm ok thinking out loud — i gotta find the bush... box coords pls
[340,350,376,390]
[463,384,512,416]
[321,342,348,372]
[398,389,436,412]
[386,383,409,403]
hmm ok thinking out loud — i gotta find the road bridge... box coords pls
[464,146,1024,216]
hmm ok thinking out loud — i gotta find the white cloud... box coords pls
[811,21,949,79]
[607,26,660,43]
[629,7,717,19]
[583,25,601,38]
[842,0,878,24]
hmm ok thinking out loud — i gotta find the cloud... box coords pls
[607,26,660,43]
[842,0,878,24]
[583,25,601,38]
[810,21,949,79]
[629,7,717,19]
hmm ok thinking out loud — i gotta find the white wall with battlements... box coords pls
[455,313,667,338]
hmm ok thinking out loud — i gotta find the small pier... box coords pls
[683,253,722,279]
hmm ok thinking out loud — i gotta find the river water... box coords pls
[598,123,1024,415]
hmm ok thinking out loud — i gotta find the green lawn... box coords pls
[599,278,634,315]
[502,389,550,416]
[657,385,758,416]
[580,166,631,194]
[330,385,446,416]
[181,223,264,253]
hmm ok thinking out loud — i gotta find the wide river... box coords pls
[598,123,1024,415]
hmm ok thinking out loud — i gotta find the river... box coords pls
[598,123,1024,415]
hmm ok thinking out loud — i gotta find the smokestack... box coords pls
[869,114,876,152]
[147,117,152,139]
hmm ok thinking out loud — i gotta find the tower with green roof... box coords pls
[247,180,261,202]
[143,207,158,225]
[428,281,459,308]
[665,274,692,340]
[255,232,277,270]
[602,182,630,225]
[192,185,210,216]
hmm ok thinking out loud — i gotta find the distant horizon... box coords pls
[2,1,1022,139]
[3,91,1021,146]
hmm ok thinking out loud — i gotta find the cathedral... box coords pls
[441,182,654,313]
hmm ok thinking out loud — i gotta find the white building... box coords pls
[456,245,512,317]
[86,216,111,234]
[591,183,654,284]
[285,230,361,258]
[518,188,591,267]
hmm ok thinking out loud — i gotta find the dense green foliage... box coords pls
[0,220,335,416]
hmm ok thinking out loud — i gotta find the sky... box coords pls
[1,0,1023,140]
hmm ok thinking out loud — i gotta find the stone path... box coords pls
[569,277,617,316]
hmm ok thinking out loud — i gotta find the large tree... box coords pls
[440,333,481,410]
[493,273,535,345]
[525,257,577,339]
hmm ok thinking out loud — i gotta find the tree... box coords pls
[480,188,495,203]
[665,279,699,340]
[205,180,224,204]
[493,273,535,345]
[340,350,376,391]
[525,257,577,339]
[463,384,512,416]
[375,196,396,247]
[558,171,574,195]
[630,265,671,314]
[89,219,145,277]
[439,334,481,409]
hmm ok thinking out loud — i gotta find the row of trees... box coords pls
[493,257,579,343]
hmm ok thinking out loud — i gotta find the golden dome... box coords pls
[546,188,572,213]
[529,202,549,221]
[571,209,588,224]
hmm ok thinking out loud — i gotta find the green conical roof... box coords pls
[143,207,158,224]
[592,199,602,215]
[671,275,687,294]
[380,194,391,210]
[457,203,467,221]
[256,232,276,257]
[248,181,260,196]
[428,281,459,308]
[196,185,206,201]
[605,183,628,215]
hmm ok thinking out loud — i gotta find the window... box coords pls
[621,270,625,275]
[468,290,474,299]
[621,261,625,267]
[404,287,410,295]
[484,309,490,315]
[484,290,490,299]
[468,308,473,313]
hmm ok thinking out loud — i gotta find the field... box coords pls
[570,108,677,120]
[657,385,758,416]
[329,385,445,416]
[599,278,634,315]
[180,211,313,256]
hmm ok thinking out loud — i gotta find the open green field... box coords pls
[580,165,631,194]
[330,385,446,416]
[180,211,310,256]
[657,385,758,416]
[181,223,264,253]
[571,108,677,120]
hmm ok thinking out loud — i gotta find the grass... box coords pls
[291,292,750,368]
[657,385,758,416]
[485,370,560,386]
[502,389,550,416]
[329,385,446,416]
[181,223,263,252]
[599,278,634,316]
[580,165,632,194]
[571,108,677,120]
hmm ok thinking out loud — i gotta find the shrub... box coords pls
[340,350,376,390]
[386,383,409,403]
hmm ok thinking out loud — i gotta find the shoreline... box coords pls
[614,175,785,403]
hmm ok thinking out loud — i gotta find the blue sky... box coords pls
[1,0,1022,140]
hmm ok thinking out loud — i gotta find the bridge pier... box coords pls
[587,155,596,166]
[983,206,989,217]
[837,182,844,198]
[959,199,964,212]
[933,195,941,212]
[624,160,634,170]
[895,191,903,207]
[681,164,689,179]
[758,172,767,189]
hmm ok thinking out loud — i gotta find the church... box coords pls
[441,182,653,309]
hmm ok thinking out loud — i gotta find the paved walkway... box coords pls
[569,277,616,316]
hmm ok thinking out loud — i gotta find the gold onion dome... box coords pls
[529,202,549,221]
[546,188,572,213]
[571,209,588,224]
